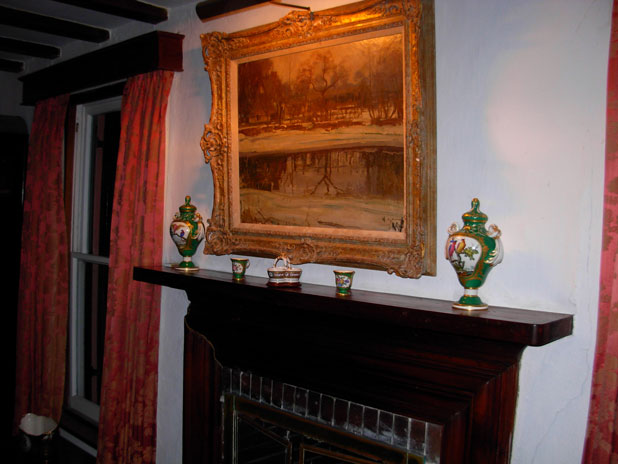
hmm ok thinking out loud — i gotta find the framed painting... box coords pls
[201,0,436,278]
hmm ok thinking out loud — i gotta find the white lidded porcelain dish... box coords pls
[267,255,302,287]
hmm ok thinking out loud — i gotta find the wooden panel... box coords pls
[184,290,520,463]
[195,0,269,21]
[0,58,23,73]
[183,322,221,464]
[19,31,184,105]
[0,37,60,59]
[52,0,168,24]
[0,6,109,43]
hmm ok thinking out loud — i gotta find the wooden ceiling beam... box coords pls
[20,31,184,105]
[195,0,269,21]
[0,37,60,59]
[0,58,24,73]
[51,0,168,25]
[0,6,109,43]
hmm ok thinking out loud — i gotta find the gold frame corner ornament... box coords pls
[200,0,436,278]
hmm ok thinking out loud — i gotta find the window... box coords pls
[67,96,121,423]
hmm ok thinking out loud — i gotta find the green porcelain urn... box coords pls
[169,196,205,270]
[445,198,503,310]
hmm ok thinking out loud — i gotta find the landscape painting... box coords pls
[236,33,405,233]
[201,0,436,277]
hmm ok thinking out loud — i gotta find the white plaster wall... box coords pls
[0,0,610,462]
[160,0,611,462]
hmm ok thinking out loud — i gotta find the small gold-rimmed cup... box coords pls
[231,258,250,280]
[334,270,355,296]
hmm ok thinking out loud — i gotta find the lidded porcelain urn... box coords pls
[169,196,205,270]
[445,198,503,310]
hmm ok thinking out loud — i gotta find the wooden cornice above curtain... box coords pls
[19,31,184,105]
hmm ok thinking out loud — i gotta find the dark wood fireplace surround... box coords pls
[134,266,573,464]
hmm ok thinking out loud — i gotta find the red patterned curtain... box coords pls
[13,95,70,429]
[97,70,173,464]
[583,1,618,462]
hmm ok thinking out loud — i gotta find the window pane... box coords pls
[82,262,108,404]
[88,111,120,257]
[68,97,122,425]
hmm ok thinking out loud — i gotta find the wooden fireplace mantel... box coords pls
[134,266,573,464]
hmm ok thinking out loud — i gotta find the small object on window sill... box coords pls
[445,198,503,310]
[267,254,302,287]
[19,413,58,462]
[170,196,205,271]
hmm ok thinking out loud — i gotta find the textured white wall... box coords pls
[159,1,611,462]
[0,0,609,462]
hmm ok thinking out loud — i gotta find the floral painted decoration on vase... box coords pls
[334,270,355,296]
[231,257,250,280]
[445,198,503,310]
[170,196,205,270]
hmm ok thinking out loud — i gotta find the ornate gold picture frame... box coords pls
[201,0,436,278]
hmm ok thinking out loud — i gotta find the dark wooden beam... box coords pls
[51,0,168,25]
[0,37,60,59]
[195,0,269,21]
[69,81,127,106]
[0,58,24,73]
[0,6,109,43]
[20,31,184,105]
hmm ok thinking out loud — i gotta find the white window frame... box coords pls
[68,96,122,423]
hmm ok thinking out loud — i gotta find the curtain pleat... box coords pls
[97,70,174,464]
[582,0,618,462]
[13,94,70,430]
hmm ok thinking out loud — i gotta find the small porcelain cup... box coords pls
[231,258,250,280]
[334,270,355,295]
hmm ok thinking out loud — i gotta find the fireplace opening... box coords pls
[222,368,442,464]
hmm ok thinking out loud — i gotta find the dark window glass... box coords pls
[87,111,120,257]
[82,262,108,403]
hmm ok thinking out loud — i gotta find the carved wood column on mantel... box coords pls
[134,266,573,464]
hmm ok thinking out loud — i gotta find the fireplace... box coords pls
[134,266,573,464]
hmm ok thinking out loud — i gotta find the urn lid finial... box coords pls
[179,195,197,215]
[462,198,488,226]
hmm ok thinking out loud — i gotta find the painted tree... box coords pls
[294,50,348,122]
[354,35,403,123]
[238,59,285,125]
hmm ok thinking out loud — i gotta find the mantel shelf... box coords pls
[134,265,572,347]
